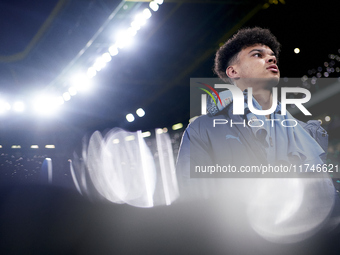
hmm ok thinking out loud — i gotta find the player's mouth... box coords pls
[267,64,279,73]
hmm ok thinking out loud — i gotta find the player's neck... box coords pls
[251,87,273,111]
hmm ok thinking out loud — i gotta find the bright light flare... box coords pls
[13,101,25,112]
[149,1,159,11]
[325,116,331,122]
[0,100,11,114]
[93,57,107,71]
[136,108,145,117]
[131,13,147,31]
[102,52,112,62]
[87,67,97,78]
[126,113,135,122]
[68,87,77,96]
[70,73,91,91]
[127,27,137,37]
[63,92,71,101]
[109,45,119,56]
[294,48,300,54]
[57,96,64,105]
[33,95,62,115]
[115,30,134,49]
[142,8,152,19]
[155,0,164,4]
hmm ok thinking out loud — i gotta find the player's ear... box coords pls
[226,66,239,79]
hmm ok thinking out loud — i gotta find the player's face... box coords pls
[230,44,280,87]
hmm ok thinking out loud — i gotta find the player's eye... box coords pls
[253,53,261,57]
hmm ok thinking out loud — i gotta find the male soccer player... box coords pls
[175,27,340,245]
[176,27,327,179]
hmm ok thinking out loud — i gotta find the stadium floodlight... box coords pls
[149,1,159,12]
[142,8,152,19]
[68,87,77,96]
[93,56,107,71]
[0,100,11,114]
[70,73,91,91]
[133,13,147,28]
[87,67,97,78]
[130,20,141,31]
[57,96,64,105]
[102,52,112,62]
[63,92,71,101]
[115,30,134,49]
[155,0,164,5]
[126,113,135,122]
[13,101,25,112]
[33,95,62,115]
[109,45,119,56]
[127,27,137,37]
[136,108,145,117]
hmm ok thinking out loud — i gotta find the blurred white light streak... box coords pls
[75,128,179,207]
[155,129,179,205]
[137,130,154,207]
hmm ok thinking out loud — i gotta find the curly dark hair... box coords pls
[214,27,281,81]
